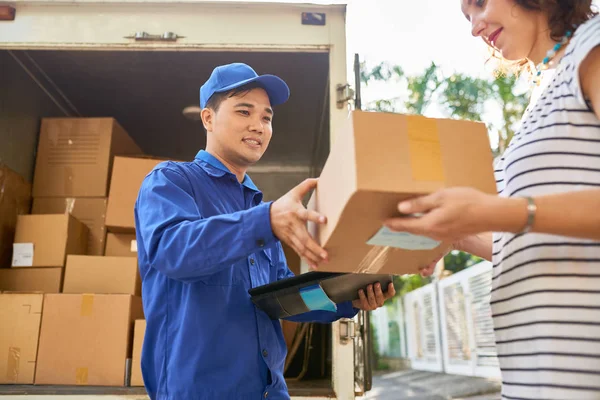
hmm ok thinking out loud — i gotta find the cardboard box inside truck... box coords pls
[12,214,88,268]
[32,197,108,256]
[130,319,146,387]
[0,164,32,268]
[0,267,64,293]
[105,233,138,257]
[307,110,496,276]
[35,294,144,386]
[0,293,44,384]
[32,117,143,198]
[105,156,169,232]
[63,255,140,296]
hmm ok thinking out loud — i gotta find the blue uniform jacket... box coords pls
[134,150,358,400]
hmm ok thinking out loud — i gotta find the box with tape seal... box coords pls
[35,294,143,386]
[307,110,496,275]
[249,271,393,319]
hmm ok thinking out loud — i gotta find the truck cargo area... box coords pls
[1,48,336,397]
[2,48,331,200]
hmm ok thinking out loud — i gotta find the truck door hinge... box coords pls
[336,84,355,109]
[339,318,356,344]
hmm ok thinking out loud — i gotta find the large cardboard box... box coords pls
[0,164,32,268]
[0,293,44,384]
[0,268,63,293]
[12,214,88,268]
[35,294,144,386]
[32,197,108,256]
[105,156,167,232]
[32,118,142,198]
[130,319,146,387]
[63,255,140,296]
[105,233,138,257]
[307,111,496,275]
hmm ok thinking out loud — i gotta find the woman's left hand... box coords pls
[385,187,501,243]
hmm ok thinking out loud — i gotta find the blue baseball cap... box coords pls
[200,63,290,109]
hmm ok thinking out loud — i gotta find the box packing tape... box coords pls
[6,346,19,382]
[65,197,76,214]
[80,294,94,317]
[355,246,393,274]
[407,116,445,182]
[76,367,88,385]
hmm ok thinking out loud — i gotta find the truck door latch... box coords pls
[124,32,185,42]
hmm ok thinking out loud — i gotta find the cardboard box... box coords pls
[12,214,88,268]
[32,117,142,198]
[35,294,144,386]
[307,111,496,275]
[105,156,167,232]
[0,164,32,268]
[32,197,108,256]
[0,293,44,384]
[63,256,140,296]
[105,233,138,257]
[130,319,146,387]
[0,268,63,293]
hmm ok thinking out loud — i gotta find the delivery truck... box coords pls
[0,1,373,399]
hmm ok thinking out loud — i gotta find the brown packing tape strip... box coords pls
[65,197,76,214]
[80,294,94,317]
[407,115,445,182]
[76,367,88,385]
[6,347,20,382]
[355,246,393,274]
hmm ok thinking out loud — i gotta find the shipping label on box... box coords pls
[12,243,34,267]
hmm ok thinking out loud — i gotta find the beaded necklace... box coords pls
[532,30,573,87]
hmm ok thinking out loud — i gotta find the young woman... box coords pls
[385,1,600,399]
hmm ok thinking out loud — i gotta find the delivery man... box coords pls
[134,62,395,400]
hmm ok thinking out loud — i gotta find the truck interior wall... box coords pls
[0,51,67,180]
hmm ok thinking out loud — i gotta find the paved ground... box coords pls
[362,370,501,400]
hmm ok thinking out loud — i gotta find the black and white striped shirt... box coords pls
[491,15,600,400]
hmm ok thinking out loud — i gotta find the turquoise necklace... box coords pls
[532,30,573,87]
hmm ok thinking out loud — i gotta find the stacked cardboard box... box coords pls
[0,117,166,388]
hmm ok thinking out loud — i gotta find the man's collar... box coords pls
[195,150,259,192]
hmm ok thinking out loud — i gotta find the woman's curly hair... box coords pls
[489,0,597,76]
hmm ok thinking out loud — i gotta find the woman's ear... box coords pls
[201,108,214,132]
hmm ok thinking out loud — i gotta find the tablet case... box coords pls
[248,272,393,319]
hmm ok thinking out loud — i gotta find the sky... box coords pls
[220,0,599,145]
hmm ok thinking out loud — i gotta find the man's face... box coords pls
[205,87,273,168]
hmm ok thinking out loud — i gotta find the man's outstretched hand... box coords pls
[352,282,396,311]
[270,178,328,269]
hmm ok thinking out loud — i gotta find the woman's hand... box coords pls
[418,233,494,277]
[384,187,509,243]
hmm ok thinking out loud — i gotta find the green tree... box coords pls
[490,74,529,153]
[439,73,492,122]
